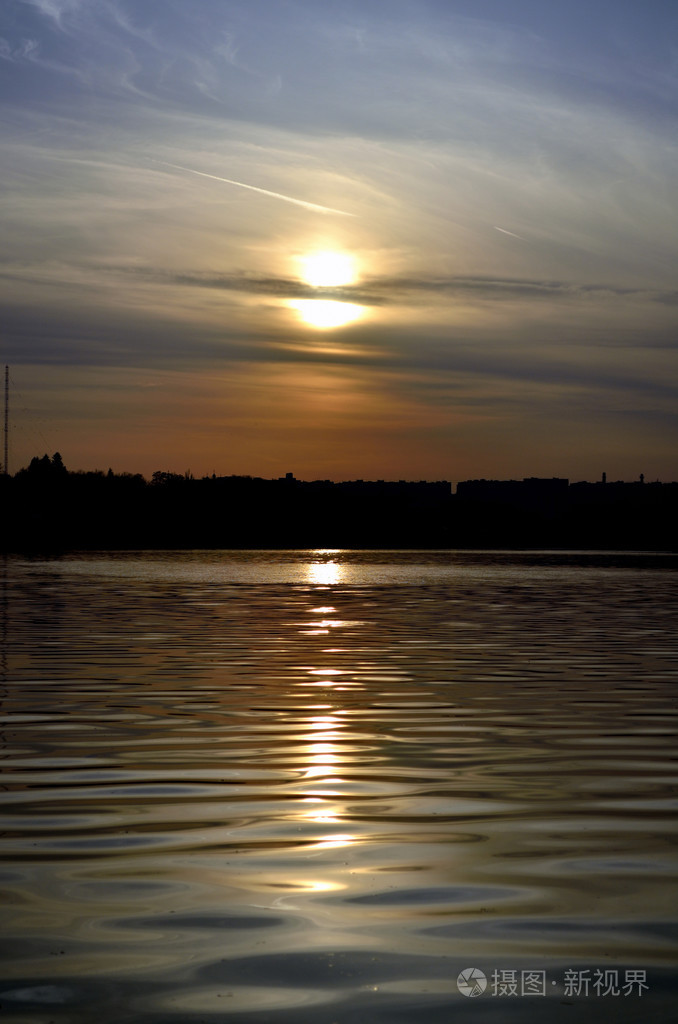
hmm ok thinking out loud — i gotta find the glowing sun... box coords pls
[292,250,362,328]
[290,299,363,329]
[300,250,356,287]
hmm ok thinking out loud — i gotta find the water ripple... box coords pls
[1,550,677,1021]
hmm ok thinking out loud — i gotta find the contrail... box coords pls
[155,160,355,217]
[494,226,525,240]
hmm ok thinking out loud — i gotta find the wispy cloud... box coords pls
[154,160,355,217]
[0,37,40,61]
[20,0,81,27]
[147,268,678,310]
[2,0,677,477]
[494,226,526,241]
[3,257,678,316]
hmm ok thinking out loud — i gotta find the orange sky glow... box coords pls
[2,1,677,483]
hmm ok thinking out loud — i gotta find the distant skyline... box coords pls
[2,0,677,482]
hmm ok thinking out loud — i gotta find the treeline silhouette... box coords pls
[1,455,676,552]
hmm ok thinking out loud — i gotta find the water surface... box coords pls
[1,550,677,1022]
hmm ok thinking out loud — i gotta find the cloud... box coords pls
[2,1,677,479]
[494,226,525,241]
[20,0,81,27]
[370,275,678,307]
[154,160,355,216]
[127,267,678,312]
[2,271,676,413]
[0,37,40,61]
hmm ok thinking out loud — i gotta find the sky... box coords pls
[1,0,677,483]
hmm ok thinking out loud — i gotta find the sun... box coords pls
[300,251,356,287]
[290,299,363,329]
[290,249,363,328]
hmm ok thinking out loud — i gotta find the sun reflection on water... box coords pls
[283,587,365,860]
[305,551,344,586]
[295,708,357,850]
[307,563,341,585]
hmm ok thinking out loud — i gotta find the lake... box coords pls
[1,549,677,1022]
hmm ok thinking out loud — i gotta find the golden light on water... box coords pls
[306,556,344,585]
[296,712,357,851]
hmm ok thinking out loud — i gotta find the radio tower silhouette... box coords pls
[3,366,8,475]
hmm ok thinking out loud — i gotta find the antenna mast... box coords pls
[3,365,8,475]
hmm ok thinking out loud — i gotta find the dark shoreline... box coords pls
[2,466,676,554]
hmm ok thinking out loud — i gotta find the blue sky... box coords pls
[1,0,677,481]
